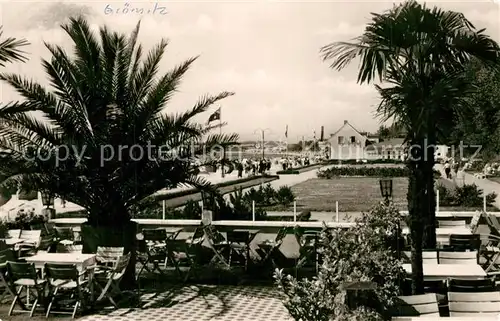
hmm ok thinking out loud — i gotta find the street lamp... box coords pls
[41,190,54,208]
[40,190,56,220]
[379,178,393,204]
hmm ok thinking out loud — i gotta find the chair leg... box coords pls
[46,287,58,318]
[29,298,38,317]
[9,286,23,316]
[71,300,80,319]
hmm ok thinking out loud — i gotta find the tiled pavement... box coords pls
[79,285,292,321]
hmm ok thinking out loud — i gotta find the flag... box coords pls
[285,125,288,138]
[207,107,221,124]
[313,130,316,140]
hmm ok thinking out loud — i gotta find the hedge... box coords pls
[317,166,408,178]
[276,163,322,175]
[324,159,404,165]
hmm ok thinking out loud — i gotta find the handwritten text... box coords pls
[104,2,167,16]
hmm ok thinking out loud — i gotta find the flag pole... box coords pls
[219,107,225,178]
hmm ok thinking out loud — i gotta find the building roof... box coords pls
[330,120,367,139]
[372,138,405,148]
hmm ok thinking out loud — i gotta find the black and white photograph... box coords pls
[0,0,499,320]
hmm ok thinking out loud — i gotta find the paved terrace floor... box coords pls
[77,285,291,321]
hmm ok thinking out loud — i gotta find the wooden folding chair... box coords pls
[438,250,478,265]
[167,228,206,282]
[257,227,289,269]
[7,229,21,239]
[16,230,42,257]
[7,261,46,317]
[94,253,131,308]
[294,227,319,274]
[137,229,168,276]
[45,263,90,318]
[0,248,16,303]
[96,246,124,267]
[203,225,230,269]
[393,293,439,317]
[449,291,500,316]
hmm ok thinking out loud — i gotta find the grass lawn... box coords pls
[290,177,499,212]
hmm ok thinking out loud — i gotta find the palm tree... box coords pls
[0,17,238,284]
[321,0,499,293]
[0,28,28,205]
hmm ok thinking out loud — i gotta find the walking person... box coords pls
[444,161,451,179]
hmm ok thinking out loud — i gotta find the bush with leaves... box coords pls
[317,167,408,178]
[437,183,497,208]
[6,208,46,230]
[275,203,406,321]
[275,186,295,207]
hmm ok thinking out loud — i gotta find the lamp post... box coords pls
[254,128,271,161]
[41,190,55,220]
[379,178,393,205]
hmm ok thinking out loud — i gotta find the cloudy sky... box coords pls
[0,1,498,141]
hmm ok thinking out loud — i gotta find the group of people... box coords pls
[279,156,311,170]
[235,158,273,177]
[443,159,460,179]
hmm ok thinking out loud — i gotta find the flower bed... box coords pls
[276,164,323,175]
[317,166,408,178]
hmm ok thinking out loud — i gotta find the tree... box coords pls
[0,17,238,284]
[321,0,499,293]
[451,58,500,160]
[0,28,28,205]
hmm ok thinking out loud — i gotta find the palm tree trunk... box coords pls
[407,141,425,294]
[423,136,437,249]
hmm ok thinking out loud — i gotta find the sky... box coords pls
[0,1,498,142]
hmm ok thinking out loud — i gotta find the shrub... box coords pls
[275,186,295,206]
[6,208,46,230]
[276,170,300,175]
[317,166,408,178]
[437,183,497,208]
[275,203,406,321]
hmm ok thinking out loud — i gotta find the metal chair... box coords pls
[294,227,319,274]
[448,278,496,292]
[227,231,251,269]
[167,228,206,282]
[45,263,91,318]
[0,248,16,303]
[137,229,168,276]
[6,261,46,317]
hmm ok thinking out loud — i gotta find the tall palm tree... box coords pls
[0,28,28,205]
[0,17,238,284]
[321,0,499,293]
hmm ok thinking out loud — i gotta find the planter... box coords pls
[80,220,138,288]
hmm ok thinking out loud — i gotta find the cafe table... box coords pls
[402,263,486,282]
[25,252,96,274]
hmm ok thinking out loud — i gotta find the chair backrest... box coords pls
[63,244,83,253]
[96,246,124,264]
[37,235,54,252]
[0,248,15,265]
[486,214,500,237]
[449,291,500,316]
[203,225,226,244]
[227,231,249,243]
[20,230,41,245]
[469,211,482,234]
[45,263,78,281]
[439,220,467,227]
[394,293,439,317]
[189,227,205,245]
[0,240,6,250]
[449,278,496,292]
[275,227,289,244]
[54,227,74,240]
[403,251,438,264]
[438,251,478,264]
[142,229,167,242]
[449,234,481,251]
[7,261,38,281]
[7,229,20,239]
[112,253,131,279]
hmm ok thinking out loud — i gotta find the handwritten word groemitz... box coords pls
[104,2,167,16]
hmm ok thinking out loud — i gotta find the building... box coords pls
[328,120,371,160]
[369,138,406,160]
